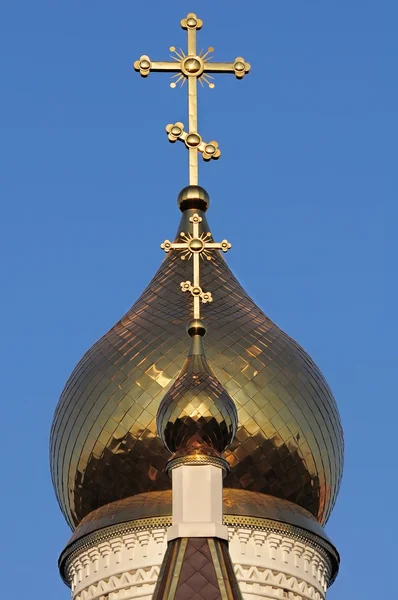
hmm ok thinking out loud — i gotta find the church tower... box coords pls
[51,13,343,600]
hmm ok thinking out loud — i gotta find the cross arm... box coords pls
[160,240,188,252]
[134,55,182,77]
[203,57,251,78]
[205,241,232,252]
[166,122,221,160]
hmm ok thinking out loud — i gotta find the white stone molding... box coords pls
[237,528,252,555]
[253,532,267,558]
[303,548,315,575]
[136,531,150,558]
[153,529,166,555]
[66,523,333,600]
[228,529,330,600]
[124,532,136,561]
[68,528,167,600]
[292,542,305,569]
[88,549,100,574]
[267,533,282,561]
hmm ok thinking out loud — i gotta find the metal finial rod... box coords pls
[134,13,250,186]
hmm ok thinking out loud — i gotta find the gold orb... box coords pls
[188,238,204,252]
[183,57,202,74]
[186,133,201,147]
[177,185,210,212]
[140,59,150,69]
[170,126,182,136]
[187,319,207,337]
[234,61,245,72]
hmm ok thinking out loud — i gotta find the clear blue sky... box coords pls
[1,1,396,598]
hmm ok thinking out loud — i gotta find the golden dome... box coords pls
[50,195,343,529]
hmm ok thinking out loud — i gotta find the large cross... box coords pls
[161,214,231,320]
[134,12,250,186]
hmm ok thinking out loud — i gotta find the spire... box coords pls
[134,12,250,185]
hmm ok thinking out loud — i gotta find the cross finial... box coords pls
[161,213,231,320]
[134,13,250,186]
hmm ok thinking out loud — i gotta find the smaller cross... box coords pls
[161,214,231,319]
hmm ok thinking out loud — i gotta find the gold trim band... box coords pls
[167,453,230,474]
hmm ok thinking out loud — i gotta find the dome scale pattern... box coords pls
[50,207,344,529]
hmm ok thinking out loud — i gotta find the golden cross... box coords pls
[161,214,231,319]
[134,12,250,186]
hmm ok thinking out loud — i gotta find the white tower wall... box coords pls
[65,521,333,600]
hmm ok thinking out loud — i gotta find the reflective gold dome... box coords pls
[157,326,237,455]
[50,201,343,529]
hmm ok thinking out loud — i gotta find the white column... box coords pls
[167,464,229,541]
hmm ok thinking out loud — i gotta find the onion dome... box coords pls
[157,319,237,458]
[50,186,344,529]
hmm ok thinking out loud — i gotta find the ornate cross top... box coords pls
[134,13,250,186]
[161,214,231,320]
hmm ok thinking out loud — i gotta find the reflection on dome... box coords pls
[50,207,344,529]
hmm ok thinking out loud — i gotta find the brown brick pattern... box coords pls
[153,537,243,600]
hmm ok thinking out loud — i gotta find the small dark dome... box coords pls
[157,334,237,455]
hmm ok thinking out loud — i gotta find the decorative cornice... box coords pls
[71,564,327,600]
[235,564,326,600]
[225,515,338,582]
[60,516,172,582]
[73,565,161,600]
[60,514,338,587]
[65,527,332,600]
